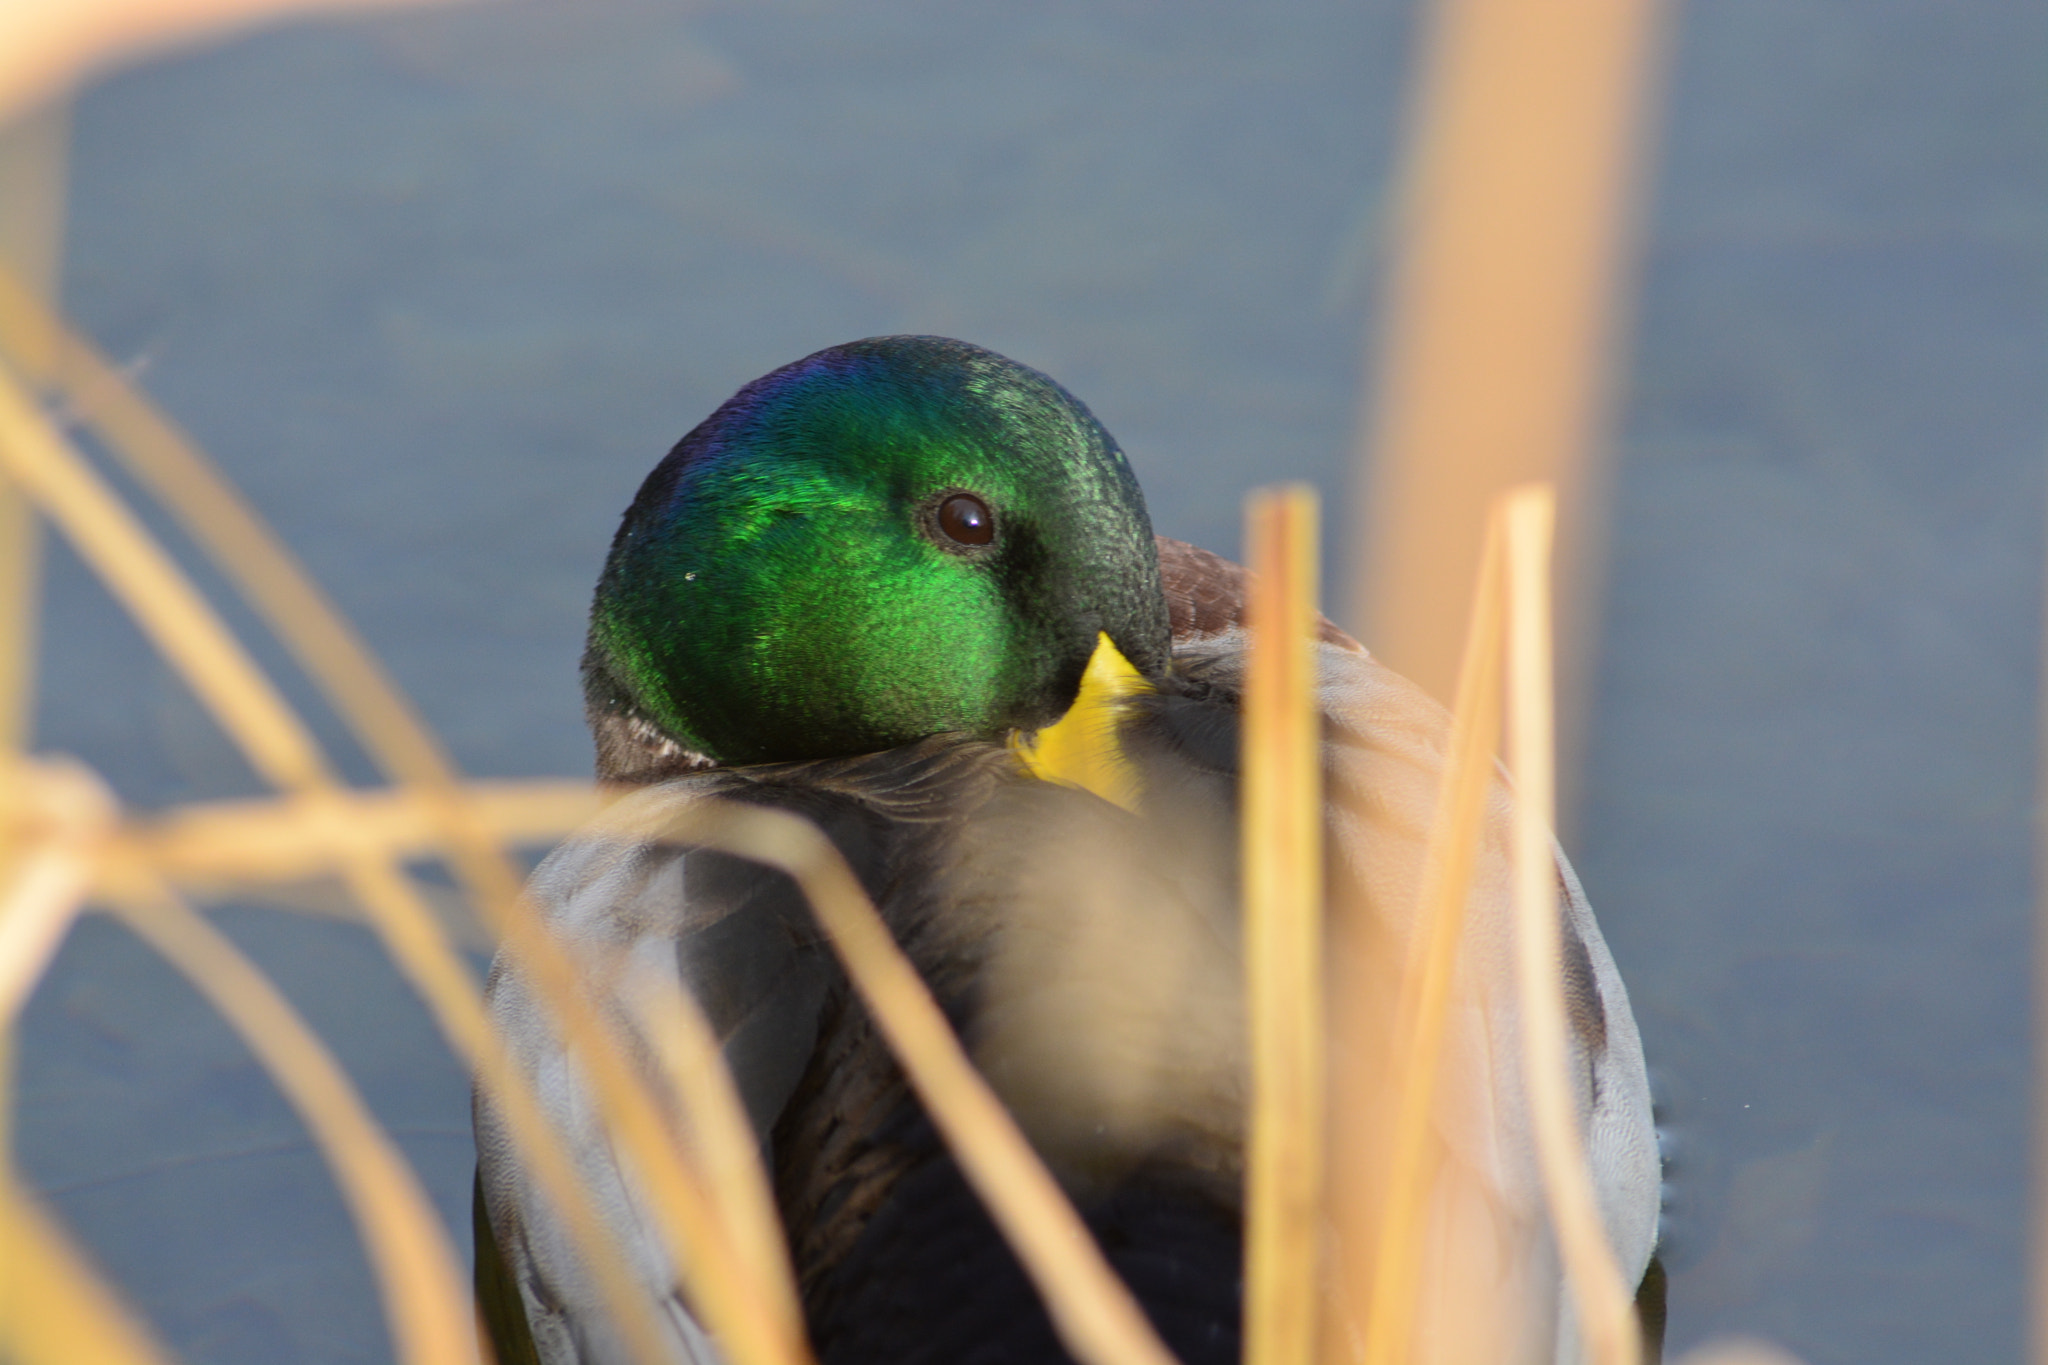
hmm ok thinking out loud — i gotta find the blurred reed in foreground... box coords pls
[1350,0,1666,804]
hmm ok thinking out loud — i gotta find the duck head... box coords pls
[585,336,1173,767]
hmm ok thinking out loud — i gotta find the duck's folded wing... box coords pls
[475,780,834,1365]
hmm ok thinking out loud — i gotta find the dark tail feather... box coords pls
[475,1168,544,1365]
[1635,1253,1668,1364]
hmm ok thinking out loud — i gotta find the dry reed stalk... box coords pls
[251,802,777,1364]
[0,364,327,788]
[0,98,65,1262]
[39,782,696,1364]
[0,761,111,1024]
[1350,0,1664,783]
[1357,499,1507,1365]
[339,851,713,1365]
[0,1165,171,1365]
[0,269,795,1365]
[1241,486,1326,1365]
[0,264,472,800]
[0,0,444,124]
[624,958,805,1334]
[0,267,556,981]
[103,876,478,1365]
[1502,485,1636,1365]
[0,766,801,1365]
[0,763,99,1191]
[0,106,67,366]
[1670,1343,1807,1365]
[316,773,810,1359]
[0,477,35,764]
[463,853,813,1365]
[644,796,1180,1365]
[0,359,632,1358]
[142,783,703,1365]
[4,739,482,1365]
[132,779,610,884]
[0,270,562,984]
[0,349,794,1365]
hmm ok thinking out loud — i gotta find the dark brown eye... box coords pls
[937,493,995,547]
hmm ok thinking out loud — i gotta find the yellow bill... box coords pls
[1009,632,1152,813]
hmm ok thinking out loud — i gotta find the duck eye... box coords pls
[936,493,995,547]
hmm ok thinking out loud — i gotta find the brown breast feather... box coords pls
[1155,535,1365,653]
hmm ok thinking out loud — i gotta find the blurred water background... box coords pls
[14,1,2046,1361]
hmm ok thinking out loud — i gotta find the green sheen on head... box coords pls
[585,336,1172,766]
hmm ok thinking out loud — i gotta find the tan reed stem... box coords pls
[1241,486,1325,1365]
[1502,484,1637,1365]
[0,271,568,1005]
[0,470,36,766]
[650,797,1181,1365]
[0,269,812,1363]
[105,876,478,1365]
[129,777,785,1365]
[623,957,805,1333]
[0,264,463,798]
[132,779,610,884]
[0,106,67,374]
[0,760,110,1025]
[457,848,811,1365]
[0,112,64,888]
[336,849,720,1365]
[0,362,324,788]
[0,0,445,125]
[0,1164,170,1365]
[1670,1342,1809,1365]
[0,463,37,1164]
[284,794,808,1365]
[1358,498,1508,1365]
[1351,0,1665,791]
[0,360,793,1365]
[0,117,58,1171]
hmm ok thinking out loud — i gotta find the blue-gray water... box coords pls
[17,2,2046,1361]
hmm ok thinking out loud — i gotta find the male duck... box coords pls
[474,336,1662,1365]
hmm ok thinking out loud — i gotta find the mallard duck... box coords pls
[473,336,1663,1365]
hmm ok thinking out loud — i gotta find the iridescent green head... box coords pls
[584,336,1172,767]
